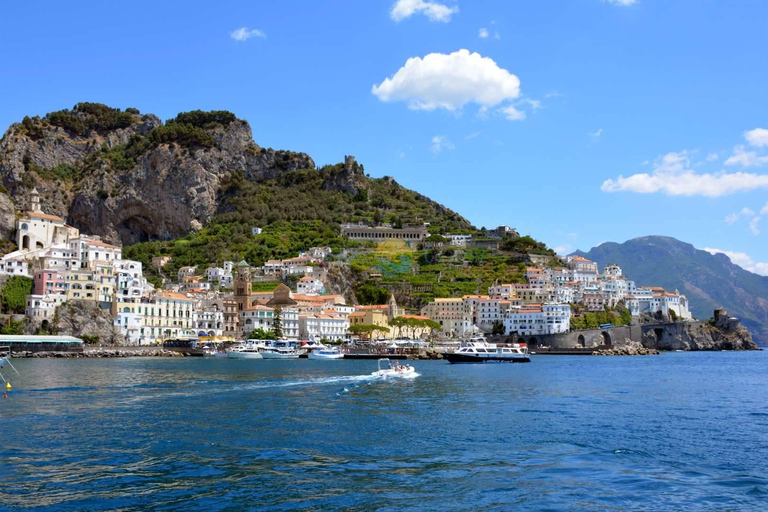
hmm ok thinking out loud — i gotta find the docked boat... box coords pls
[444,338,530,364]
[371,358,416,378]
[226,342,263,359]
[259,340,302,359]
[308,347,344,360]
[260,347,301,359]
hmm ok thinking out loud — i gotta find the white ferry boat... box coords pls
[444,336,530,364]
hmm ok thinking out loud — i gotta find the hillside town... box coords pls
[2,191,691,345]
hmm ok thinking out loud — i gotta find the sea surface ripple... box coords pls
[1,352,767,511]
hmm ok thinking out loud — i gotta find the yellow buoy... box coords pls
[5,381,10,391]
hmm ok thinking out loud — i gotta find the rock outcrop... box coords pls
[0,105,314,245]
[640,311,758,351]
[593,340,659,356]
[51,300,125,345]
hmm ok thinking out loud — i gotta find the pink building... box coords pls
[34,269,68,296]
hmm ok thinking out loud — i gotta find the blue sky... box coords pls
[1,0,767,274]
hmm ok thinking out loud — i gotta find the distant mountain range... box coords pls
[574,236,768,346]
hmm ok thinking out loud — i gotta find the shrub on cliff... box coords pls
[0,276,33,314]
[46,103,134,135]
[148,123,215,148]
[166,110,236,128]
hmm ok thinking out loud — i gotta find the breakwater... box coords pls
[11,347,194,358]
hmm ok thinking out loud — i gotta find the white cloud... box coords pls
[500,105,525,121]
[390,0,458,22]
[703,248,768,276]
[589,128,604,140]
[602,150,768,197]
[749,216,761,235]
[761,202,768,215]
[725,207,756,225]
[430,135,454,154]
[745,128,768,148]
[519,98,542,112]
[230,27,266,42]
[372,49,521,113]
[605,0,638,5]
[494,31,501,40]
[479,27,489,38]
[706,153,719,162]
[724,145,768,168]
[554,244,573,255]
[545,91,564,98]
[464,131,480,140]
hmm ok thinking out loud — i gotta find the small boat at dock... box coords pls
[227,342,263,359]
[308,348,344,360]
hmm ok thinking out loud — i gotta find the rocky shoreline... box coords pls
[12,348,190,358]
[592,344,660,356]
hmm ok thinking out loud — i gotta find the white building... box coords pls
[299,313,349,341]
[625,288,691,320]
[195,308,224,337]
[25,293,66,321]
[503,303,571,337]
[177,266,196,282]
[444,234,472,247]
[114,311,143,345]
[296,276,325,295]
[0,259,29,276]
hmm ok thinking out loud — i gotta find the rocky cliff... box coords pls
[0,104,314,245]
[50,300,125,345]
[641,317,758,351]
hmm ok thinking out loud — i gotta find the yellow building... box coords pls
[66,269,98,302]
[349,309,391,339]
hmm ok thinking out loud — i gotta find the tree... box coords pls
[389,316,408,338]
[491,320,505,336]
[0,276,33,314]
[272,306,283,338]
[248,328,276,340]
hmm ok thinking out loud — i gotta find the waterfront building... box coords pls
[421,297,465,336]
[503,303,571,337]
[138,291,197,344]
[299,313,349,341]
[240,305,275,337]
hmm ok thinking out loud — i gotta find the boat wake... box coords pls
[236,374,381,391]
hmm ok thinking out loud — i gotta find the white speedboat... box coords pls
[444,339,530,364]
[371,358,416,378]
[308,348,344,360]
[226,343,263,359]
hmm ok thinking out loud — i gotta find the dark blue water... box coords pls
[1,352,767,511]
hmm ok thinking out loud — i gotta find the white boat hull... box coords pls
[308,352,344,360]
[260,351,300,359]
[227,351,263,359]
[372,367,416,378]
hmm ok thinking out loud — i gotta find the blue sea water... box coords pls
[1,352,767,511]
